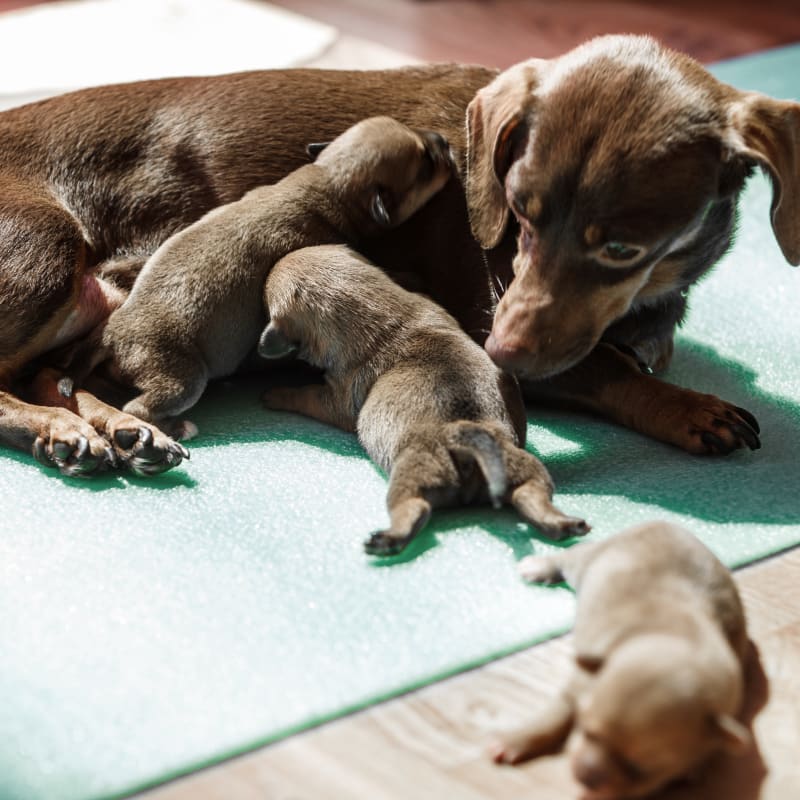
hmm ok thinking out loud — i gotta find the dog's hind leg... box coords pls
[506,448,589,541]
[0,193,119,474]
[363,440,456,556]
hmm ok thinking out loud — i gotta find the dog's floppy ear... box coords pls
[258,321,298,359]
[306,141,330,160]
[710,713,751,754]
[465,60,541,249]
[727,92,800,265]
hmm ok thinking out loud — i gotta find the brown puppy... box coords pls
[259,244,589,555]
[491,521,750,799]
[2,35,797,474]
[63,118,452,443]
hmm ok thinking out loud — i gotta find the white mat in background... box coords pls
[0,0,337,108]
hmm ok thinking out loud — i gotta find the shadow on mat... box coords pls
[4,337,797,528]
[535,336,800,526]
[181,337,800,534]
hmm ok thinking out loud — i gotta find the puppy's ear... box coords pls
[726,92,800,265]
[465,60,541,249]
[306,141,330,160]
[258,321,298,359]
[369,189,393,227]
[710,714,751,754]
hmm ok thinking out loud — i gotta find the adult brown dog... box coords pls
[3,35,797,474]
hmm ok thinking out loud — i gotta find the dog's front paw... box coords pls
[33,417,116,477]
[674,394,760,455]
[518,555,563,584]
[112,425,189,477]
[364,530,410,556]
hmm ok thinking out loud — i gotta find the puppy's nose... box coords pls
[573,750,612,792]
[485,333,530,372]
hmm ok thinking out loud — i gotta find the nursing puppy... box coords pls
[63,117,453,438]
[259,244,588,555]
[491,521,750,799]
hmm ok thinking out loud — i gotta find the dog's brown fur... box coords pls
[490,521,751,799]
[60,118,452,463]
[260,244,589,554]
[2,35,798,474]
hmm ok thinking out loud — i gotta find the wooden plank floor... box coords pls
[141,549,800,800]
[134,3,799,800]
[268,0,800,66]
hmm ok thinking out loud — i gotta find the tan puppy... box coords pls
[491,521,751,798]
[64,117,453,438]
[259,244,589,555]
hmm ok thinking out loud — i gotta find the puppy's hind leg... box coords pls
[364,441,455,556]
[507,448,590,541]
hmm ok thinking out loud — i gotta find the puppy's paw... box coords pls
[518,555,563,584]
[540,515,591,541]
[486,728,556,764]
[33,417,116,478]
[112,424,189,477]
[487,738,525,765]
[364,530,410,556]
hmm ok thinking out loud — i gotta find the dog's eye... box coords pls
[597,242,645,266]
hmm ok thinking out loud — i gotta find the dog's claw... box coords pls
[112,425,188,477]
[104,445,119,467]
[673,394,761,456]
[733,405,760,434]
[33,432,110,477]
[729,421,761,451]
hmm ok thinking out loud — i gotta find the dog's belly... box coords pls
[52,274,126,351]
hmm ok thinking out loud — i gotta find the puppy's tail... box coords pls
[445,421,508,508]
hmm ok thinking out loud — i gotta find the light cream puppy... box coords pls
[491,521,751,799]
[259,243,588,555]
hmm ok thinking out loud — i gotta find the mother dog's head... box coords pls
[466,35,800,378]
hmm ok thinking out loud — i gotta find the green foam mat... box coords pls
[2,46,799,800]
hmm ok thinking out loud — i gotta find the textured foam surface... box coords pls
[1,47,799,800]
